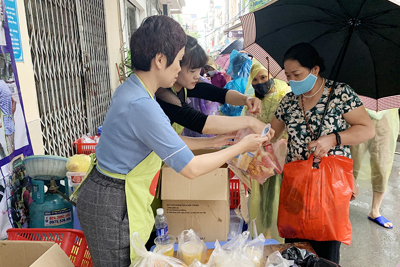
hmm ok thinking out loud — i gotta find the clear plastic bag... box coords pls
[206,231,265,267]
[207,240,254,267]
[265,251,294,267]
[243,232,265,267]
[247,140,286,185]
[81,134,99,143]
[130,232,186,267]
[177,229,207,266]
[229,139,287,185]
[188,259,207,267]
[66,154,91,172]
[229,152,255,171]
[185,215,202,239]
[228,128,256,171]
[221,231,250,252]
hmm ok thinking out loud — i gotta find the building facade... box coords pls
[15,0,184,157]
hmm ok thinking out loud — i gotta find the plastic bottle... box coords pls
[97,126,102,136]
[155,208,169,241]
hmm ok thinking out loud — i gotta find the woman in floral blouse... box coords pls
[271,43,375,264]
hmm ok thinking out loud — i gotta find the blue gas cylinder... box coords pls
[29,178,74,229]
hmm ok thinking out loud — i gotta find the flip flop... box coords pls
[368,216,393,229]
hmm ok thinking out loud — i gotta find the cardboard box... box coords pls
[0,241,74,267]
[161,151,230,242]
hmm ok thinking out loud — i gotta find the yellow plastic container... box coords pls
[180,242,204,265]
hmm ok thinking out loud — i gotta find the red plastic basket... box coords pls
[229,170,247,209]
[73,137,97,155]
[7,228,92,267]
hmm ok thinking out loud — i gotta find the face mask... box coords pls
[208,70,216,76]
[289,72,317,95]
[253,78,275,97]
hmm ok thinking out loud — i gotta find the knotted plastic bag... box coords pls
[206,231,265,267]
[66,154,91,172]
[177,229,207,266]
[278,155,353,245]
[130,232,186,267]
[265,251,294,267]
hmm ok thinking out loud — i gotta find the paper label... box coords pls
[44,208,72,226]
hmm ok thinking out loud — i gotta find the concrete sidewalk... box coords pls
[341,142,400,266]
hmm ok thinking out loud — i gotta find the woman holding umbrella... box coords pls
[270,43,374,264]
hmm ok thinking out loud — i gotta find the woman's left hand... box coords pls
[307,134,336,158]
[211,134,236,148]
[245,97,262,115]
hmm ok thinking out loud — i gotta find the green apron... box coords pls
[72,76,163,262]
[72,153,161,261]
[170,86,187,135]
[98,152,162,261]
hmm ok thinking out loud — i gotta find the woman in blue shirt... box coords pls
[75,15,273,267]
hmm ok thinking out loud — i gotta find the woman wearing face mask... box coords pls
[156,35,266,136]
[241,62,291,243]
[270,43,374,264]
[204,56,228,88]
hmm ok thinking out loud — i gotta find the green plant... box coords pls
[245,0,272,12]
[118,48,133,83]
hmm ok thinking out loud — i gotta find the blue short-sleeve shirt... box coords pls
[95,74,194,174]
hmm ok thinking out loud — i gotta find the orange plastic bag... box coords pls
[277,155,353,245]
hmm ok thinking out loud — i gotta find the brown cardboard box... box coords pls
[161,153,230,242]
[0,241,74,267]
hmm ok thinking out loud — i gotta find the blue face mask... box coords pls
[289,72,317,95]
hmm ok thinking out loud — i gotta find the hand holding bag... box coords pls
[277,153,353,245]
[278,86,353,245]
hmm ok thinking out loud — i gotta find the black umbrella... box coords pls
[241,0,400,111]
[219,38,244,54]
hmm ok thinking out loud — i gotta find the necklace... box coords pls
[302,78,325,98]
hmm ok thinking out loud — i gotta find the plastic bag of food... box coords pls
[229,152,255,171]
[243,232,265,267]
[265,251,294,267]
[185,215,202,239]
[130,232,186,267]
[177,229,207,266]
[207,232,264,267]
[66,154,91,172]
[207,240,254,267]
[247,139,287,185]
[228,128,256,171]
[221,231,249,252]
[188,259,207,267]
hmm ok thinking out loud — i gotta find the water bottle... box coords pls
[97,125,102,136]
[155,208,169,241]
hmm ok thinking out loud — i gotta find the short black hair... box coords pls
[283,43,326,72]
[180,35,208,69]
[130,15,187,71]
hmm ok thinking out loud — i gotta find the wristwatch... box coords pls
[333,132,341,146]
